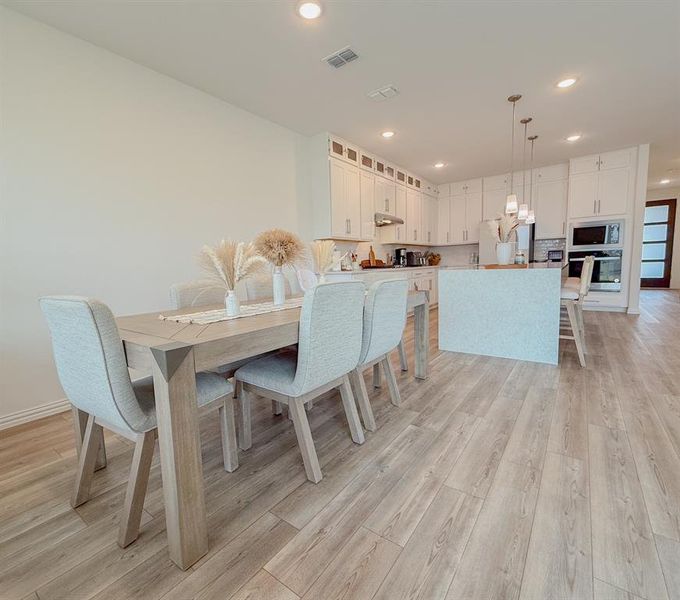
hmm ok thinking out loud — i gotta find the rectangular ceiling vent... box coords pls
[367,85,399,102]
[323,46,359,69]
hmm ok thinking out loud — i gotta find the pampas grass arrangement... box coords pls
[310,240,345,274]
[487,214,520,243]
[254,229,304,267]
[200,240,267,291]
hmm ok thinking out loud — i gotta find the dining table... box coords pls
[112,289,430,570]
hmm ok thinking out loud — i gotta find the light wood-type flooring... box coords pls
[1,290,680,600]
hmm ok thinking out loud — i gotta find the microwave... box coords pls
[569,220,623,250]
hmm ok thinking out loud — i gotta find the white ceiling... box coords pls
[5,0,680,188]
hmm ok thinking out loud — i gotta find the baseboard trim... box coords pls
[0,398,70,431]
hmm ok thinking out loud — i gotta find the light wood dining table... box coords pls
[114,290,430,570]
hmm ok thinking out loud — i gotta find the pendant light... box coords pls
[518,117,532,220]
[505,94,521,215]
[526,134,538,224]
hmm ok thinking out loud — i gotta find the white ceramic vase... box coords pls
[496,242,513,265]
[225,290,240,317]
[272,266,286,305]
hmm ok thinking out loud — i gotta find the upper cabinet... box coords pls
[534,179,568,239]
[329,157,361,239]
[329,134,359,166]
[375,176,396,215]
[359,170,376,240]
[568,148,633,219]
[451,178,482,196]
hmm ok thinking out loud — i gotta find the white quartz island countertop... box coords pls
[438,264,562,364]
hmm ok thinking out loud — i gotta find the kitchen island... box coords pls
[438,264,562,364]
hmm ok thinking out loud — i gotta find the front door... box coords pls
[641,199,676,288]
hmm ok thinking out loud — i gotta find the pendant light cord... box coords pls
[510,101,516,193]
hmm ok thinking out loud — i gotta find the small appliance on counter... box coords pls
[406,251,426,267]
[547,249,564,263]
[394,247,408,267]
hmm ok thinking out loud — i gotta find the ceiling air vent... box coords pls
[323,46,359,69]
[367,85,399,101]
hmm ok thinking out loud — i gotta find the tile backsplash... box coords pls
[533,238,566,261]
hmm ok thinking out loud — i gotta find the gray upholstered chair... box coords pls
[39,296,238,548]
[234,281,366,483]
[348,279,409,431]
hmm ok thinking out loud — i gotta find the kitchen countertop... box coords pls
[440,262,567,271]
[328,265,440,274]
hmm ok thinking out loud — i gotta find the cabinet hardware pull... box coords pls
[562,222,565,235]
[593,200,596,214]
[447,232,450,243]
[414,229,417,240]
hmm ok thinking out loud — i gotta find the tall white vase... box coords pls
[272,266,286,305]
[225,290,240,317]
[496,242,513,265]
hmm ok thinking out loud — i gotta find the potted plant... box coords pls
[200,240,267,316]
[254,229,304,305]
[486,215,519,265]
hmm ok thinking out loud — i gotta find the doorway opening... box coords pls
[641,198,676,288]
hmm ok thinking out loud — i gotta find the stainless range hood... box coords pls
[374,212,404,227]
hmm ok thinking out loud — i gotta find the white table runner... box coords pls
[159,297,304,325]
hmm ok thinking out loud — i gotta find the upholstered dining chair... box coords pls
[234,281,366,483]
[559,255,594,367]
[40,296,238,548]
[348,279,409,431]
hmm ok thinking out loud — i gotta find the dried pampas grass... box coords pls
[310,240,343,273]
[487,214,519,243]
[254,229,304,267]
[200,240,267,291]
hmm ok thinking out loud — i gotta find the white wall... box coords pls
[647,185,680,289]
[0,8,308,425]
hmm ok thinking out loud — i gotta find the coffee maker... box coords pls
[394,248,407,267]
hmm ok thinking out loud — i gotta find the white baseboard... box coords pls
[0,398,70,431]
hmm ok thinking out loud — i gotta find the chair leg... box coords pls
[565,301,586,368]
[288,397,323,483]
[339,375,365,445]
[219,396,239,472]
[576,304,587,353]
[236,380,252,450]
[381,356,402,407]
[71,414,102,508]
[398,340,408,371]
[372,363,382,388]
[272,400,283,416]
[305,399,314,412]
[118,430,155,547]
[72,406,106,471]
[348,368,376,432]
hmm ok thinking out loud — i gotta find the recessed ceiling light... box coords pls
[381,131,395,138]
[566,134,582,142]
[297,1,322,19]
[557,77,577,88]
[434,162,445,168]
[660,179,671,184]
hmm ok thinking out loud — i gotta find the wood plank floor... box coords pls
[1,290,680,600]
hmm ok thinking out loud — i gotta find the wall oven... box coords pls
[568,249,623,292]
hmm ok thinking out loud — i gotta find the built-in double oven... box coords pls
[568,220,624,292]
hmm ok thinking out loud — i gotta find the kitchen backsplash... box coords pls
[533,238,566,261]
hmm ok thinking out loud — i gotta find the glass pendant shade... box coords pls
[518,203,529,219]
[526,209,536,224]
[505,193,518,214]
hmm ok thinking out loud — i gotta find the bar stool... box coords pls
[559,255,594,367]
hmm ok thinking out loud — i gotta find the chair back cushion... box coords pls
[170,280,246,309]
[296,268,319,292]
[39,296,154,432]
[358,279,409,366]
[293,281,365,395]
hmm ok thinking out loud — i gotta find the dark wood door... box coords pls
[641,198,676,288]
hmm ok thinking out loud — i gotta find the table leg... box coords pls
[414,299,430,380]
[72,405,106,470]
[150,344,208,570]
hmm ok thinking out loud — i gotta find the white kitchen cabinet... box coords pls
[329,135,359,166]
[483,173,510,191]
[375,176,396,215]
[449,195,467,244]
[359,170,375,240]
[406,189,422,243]
[450,178,482,197]
[438,183,450,197]
[329,157,361,238]
[425,196,438,244]
[534,163,569,183]
[437,197,450,244]
[379,184,407,244]
[534,179,568,239]
[568,149,632,219]
[360,151,375,172]
[465,193,483,243]
[483,187,508,220]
